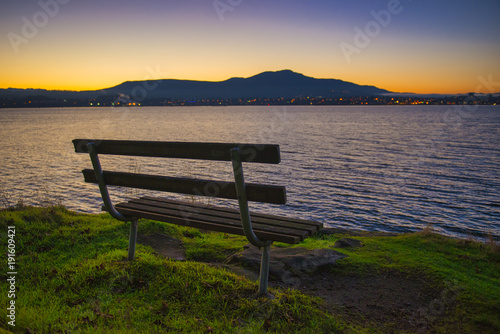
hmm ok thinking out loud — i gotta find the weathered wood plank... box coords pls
[135,197,322,235]
[115,205,301,244]
[115,200,308,240]
[73,139,281,164]
[82,169,286,204]
[140,197,322,228]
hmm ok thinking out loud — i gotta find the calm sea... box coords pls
[1,105,498,240]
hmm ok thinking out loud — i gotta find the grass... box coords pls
[0,206,341,333]
[1,205,499,333]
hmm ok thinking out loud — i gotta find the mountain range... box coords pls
[1,70,390,100]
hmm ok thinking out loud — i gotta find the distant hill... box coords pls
[0,88,104,99]
[106,70,390,99]
[0,70,390,100]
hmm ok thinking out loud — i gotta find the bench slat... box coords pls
[142,196,323,228]
[82,169,286,204]
[115,205,302,244]
[137,197,322,235]
[116,200,309,240]
[73,139,281,164]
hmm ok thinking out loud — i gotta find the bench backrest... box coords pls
[73,139,286,205]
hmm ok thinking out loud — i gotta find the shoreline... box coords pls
[1,204,498,242]
[1,98,499,109]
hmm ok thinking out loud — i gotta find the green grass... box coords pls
[1,206,499,333]
[0,206,341,333]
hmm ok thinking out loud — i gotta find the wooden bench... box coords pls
[73,139,323,295]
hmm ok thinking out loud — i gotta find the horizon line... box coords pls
[1,69,495,96]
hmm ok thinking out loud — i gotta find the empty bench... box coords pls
[73,139,323,295]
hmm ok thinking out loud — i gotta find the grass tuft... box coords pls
[485,230,500,253]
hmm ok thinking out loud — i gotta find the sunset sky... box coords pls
[1,0,499,94]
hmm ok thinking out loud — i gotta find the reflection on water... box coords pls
[1,105,498,240]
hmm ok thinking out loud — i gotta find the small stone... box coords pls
[332,238,363,248]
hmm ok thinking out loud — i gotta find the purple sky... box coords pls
[1,0,499,93]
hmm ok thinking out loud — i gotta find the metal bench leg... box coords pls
[259,244,271,295]
[231,147,273,295]
[128,219,138,261]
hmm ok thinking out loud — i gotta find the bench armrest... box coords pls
[230,148,272,248]
[87,142,133,222]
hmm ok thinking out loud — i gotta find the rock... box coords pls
[224,244,347,284]
[332,238,363,249]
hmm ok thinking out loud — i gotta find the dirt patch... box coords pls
[137,233,186,261]
[280,268,445,333]
[137,232,450,333]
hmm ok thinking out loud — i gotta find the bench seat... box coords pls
[113,196,323,244]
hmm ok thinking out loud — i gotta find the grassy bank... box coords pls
[1,206,499,333]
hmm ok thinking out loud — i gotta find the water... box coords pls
[1,105,498,240]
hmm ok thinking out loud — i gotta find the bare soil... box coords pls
[138,232,450,333]
[278,268,445,333]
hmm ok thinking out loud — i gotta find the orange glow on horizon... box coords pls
[2,69,495,95]
[2,23,498,95]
